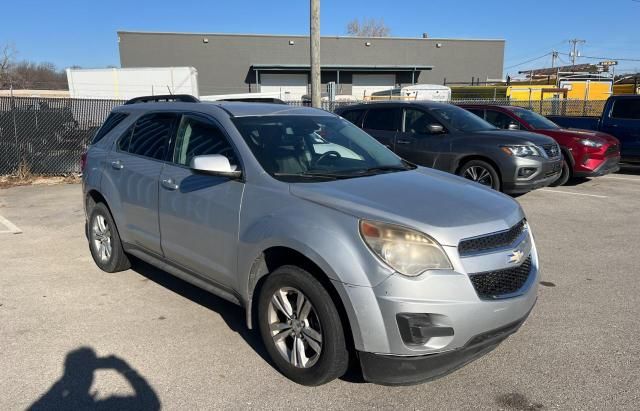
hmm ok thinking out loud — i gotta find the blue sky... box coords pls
[3,0,639,75]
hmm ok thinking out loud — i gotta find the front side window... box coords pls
[363,108,401,131]
[232,115,413,181]
[429,105,497,132]
[485,110,521,130]
[404,108,443,135]
[122,113,177,160]
[611,99,640,120]
[173,115,238,167]
[510,108,559,130]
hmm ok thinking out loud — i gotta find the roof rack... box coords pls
[124,94,200,105]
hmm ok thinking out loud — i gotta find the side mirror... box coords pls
[426,124,445,134]
[507,123,520,130]
[190,154,242,179]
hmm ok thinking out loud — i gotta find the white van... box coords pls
[369,84,451,102]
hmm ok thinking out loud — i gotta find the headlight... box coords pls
[578,138,604,148]
[500,145,541,157]
[359,220,452,276]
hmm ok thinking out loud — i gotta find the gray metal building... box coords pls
[118,31,505,99]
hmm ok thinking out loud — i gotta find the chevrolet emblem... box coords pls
[508,249,525,264]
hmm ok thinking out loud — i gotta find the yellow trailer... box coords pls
[506,86,564,100]
[558,79,612,100]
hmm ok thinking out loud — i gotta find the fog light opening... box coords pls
[517,167,536,178]
[396,313,454,346]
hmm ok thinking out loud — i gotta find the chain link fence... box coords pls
[0,97,124,175]
[0,95,608,176]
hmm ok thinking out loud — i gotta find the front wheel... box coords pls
[458,160,501,191]
[258,266,349,386]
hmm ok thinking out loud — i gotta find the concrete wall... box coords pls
[118,31,505,96]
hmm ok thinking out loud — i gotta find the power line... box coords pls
[568,39,586,65]
[504,52,552,70]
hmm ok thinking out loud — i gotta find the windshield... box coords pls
[429,105,498,132]
[511,107,560,130]
[232,115,413,182]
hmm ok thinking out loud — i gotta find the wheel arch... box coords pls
[455,154,503,183]
[246,246,358,354]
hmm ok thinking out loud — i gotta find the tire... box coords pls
[88,202,130,273]
[258,265,349,386]
[458,159,501,191]
[549,159,571,187]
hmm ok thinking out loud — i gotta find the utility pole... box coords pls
[310,0,321,108]
[551,50,559,68]
[569,39,586,66]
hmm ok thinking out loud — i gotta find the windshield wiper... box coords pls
[341,164,414,176]
[273,172,344,180]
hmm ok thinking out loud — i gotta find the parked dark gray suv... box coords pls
[335,102,562,194]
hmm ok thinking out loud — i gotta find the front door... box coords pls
[394,107,450,169]
[158,113,244,289]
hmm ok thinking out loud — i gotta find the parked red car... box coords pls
[458,104,621,186]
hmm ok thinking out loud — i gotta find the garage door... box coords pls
[352,74,396,100]
[260,73,309,101]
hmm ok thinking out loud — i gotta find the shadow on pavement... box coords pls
[28,347,160,411]
[128,257,271,365]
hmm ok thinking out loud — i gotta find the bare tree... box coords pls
[346,18,391,37]
[0,43,18,88]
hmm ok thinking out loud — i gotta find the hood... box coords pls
[470,130,557,146]
[290,168,524,247]
[553,128,620,145]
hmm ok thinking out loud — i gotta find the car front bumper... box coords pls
[359,309,532,385]
[574,155,620,177]
[334,231,539,384]
[502,156,563,194]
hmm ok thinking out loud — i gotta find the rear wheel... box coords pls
[458,160,501,191]
[88,202,130,272]
[258,265,349,386]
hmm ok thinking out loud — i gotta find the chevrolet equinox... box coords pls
[83,95,538,386]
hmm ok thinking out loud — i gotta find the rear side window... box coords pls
[340,109,365,126]
[363,108,401,131]
[611,99,640,120]
[91,112,128,144]
[119,113,177,161]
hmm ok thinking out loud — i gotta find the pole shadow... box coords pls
[28,347,160,410]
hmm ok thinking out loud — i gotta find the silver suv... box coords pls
[83,95,538,386]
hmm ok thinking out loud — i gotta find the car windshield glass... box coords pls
[232,115,413,182]
[429,105,498,132]
[511,108,560,130]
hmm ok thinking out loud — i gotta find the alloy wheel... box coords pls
[267,287,323,368]
[92,214,112,263]
[463,165,493,187]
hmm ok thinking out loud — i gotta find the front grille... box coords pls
[541,143,560,158]
[458,220,527,256]
[469,256,532,299]
[605,144,619,156]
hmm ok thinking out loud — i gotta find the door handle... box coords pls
[397,139,412,145]
[111,160,124,170]
[161,178,179,191]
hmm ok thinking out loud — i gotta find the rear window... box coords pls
[611,99,640,120]
[91,112,128,144]
[363,108,400,131]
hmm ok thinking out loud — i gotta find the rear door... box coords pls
[105,112,177,255]
[361,107,401,150]
[603,98,640,159]
[394,107,450,168]
[158,113,244,289]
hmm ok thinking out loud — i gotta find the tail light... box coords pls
[80,151,88,172]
